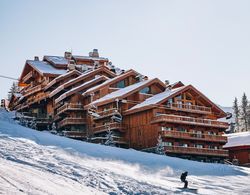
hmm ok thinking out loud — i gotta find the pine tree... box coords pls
[233,97,240,132]
[8,82,19,101]
[30,118,37,130]
[241,93,248,131]
[104,124,115,146]
[156,135,165,155]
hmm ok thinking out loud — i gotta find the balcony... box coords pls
[161,130,227,143]
[23,84,44,97]
[164,146,228,157]
[62,131,86,139]
[93,108,120,120]
[151,114,229,129]
[165,103,211,114]
[92,123,125,134]
[57,103,84,115]
[22,71,34,83]
[58,117,87,129]
[36,117,52,125]
[27,92,49,106]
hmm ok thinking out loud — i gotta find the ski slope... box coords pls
[0,108,249,195]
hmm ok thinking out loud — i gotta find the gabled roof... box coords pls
[19,60,67,82]
[55,75,108,104]
[126,86,185,113]
[45,70,81,91]
[43,56,68,68]
[88,78,166,107]
[27,60,67,75]
[49,66,116,98]
[125,84,227,118]
[82,69,139,96]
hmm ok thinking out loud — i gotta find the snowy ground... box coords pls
[0,108,250,195]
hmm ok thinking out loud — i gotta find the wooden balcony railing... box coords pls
[165,103,211,114]
[62,131,86,139]
[92,123,125,134]
[27,93,49,105]
[57,103,84,115]
[164,146,228,157]
[93,108,119,120]
[113,136,127,144]
[151,114,229,129]
[22,71,34,83]
[161,130,227,143]
[23,84,44,97]
[58,117,87,128]
[36,118,52,125]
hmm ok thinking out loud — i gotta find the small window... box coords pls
[140,87,150,94]
[195,144,203,149]
[162,142,172,146]
[116,80,125,88]
[161,127,172,131]
[179,143,188,147]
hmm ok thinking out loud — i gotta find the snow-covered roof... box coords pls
[44,56,68,65]
[45,70,81,90]
[73,55,108,61]
[223,131,250,148]
[90,79,154,105]
[129,86,186,111]
[27,60,67,75]
[55,76,108,103]
[83,69,137,96]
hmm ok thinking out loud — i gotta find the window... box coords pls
[140,87,150,94]
[177,127,186,132]
[195,144,203,149]
[162,142,172,146]
[161,127,172,131]
[116,80,125,88]
[179,143,188,147]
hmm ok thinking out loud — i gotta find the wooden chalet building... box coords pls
[223,132,250,167]
[9,49,229,163]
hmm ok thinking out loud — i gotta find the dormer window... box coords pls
[116,80,125,88]
[140,87,150,94]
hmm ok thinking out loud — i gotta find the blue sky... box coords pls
[0,0,250,106]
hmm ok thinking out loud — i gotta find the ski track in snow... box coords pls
[0,109,250,194]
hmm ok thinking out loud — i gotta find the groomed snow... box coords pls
[224,131,250,148]
[27,60,67,75]
[0,108,250,194]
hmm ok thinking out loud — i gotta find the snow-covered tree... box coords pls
[30,118,37,130]
[156,135,165,155]
[104,125,115,146]
[241,93,248,131]
[233,97,240,132]
[8,82,19,101]
[51,122,57,131]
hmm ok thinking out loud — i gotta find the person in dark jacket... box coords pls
[180,171,188,188]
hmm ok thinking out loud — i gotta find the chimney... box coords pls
[67,60,76,71]
[64,51,72,60]
[143,76,148,80]
[89,49,99,58]
[34,56,39,61]
[165,80,170,86]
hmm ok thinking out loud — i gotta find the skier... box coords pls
[180,171,188,188]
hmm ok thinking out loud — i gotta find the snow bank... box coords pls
[0,109,245,177]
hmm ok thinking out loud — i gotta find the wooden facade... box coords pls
[9,49,229,162]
